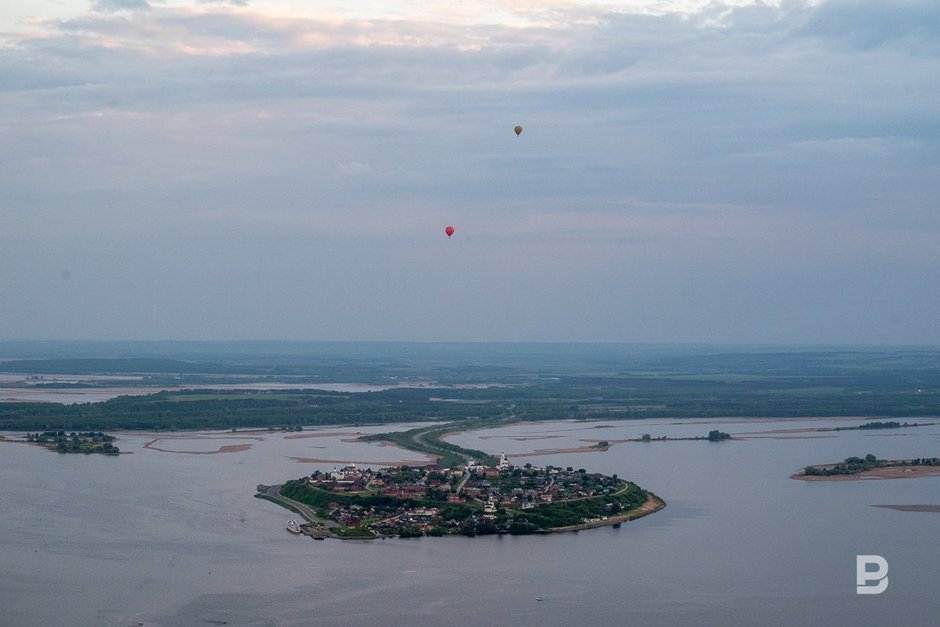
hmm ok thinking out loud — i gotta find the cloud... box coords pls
[3,3,936,211]
[92,0,157,13]
[198,0,249,6]
[2,1,939,341]
[800,0,940,52]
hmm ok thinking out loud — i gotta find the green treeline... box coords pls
[26,430,119,455]
[707,430,732,441]
[281,479,417,510]
[0,388,509,431]
[803,454,940,476]
[3,366,940,432]
[512,483,648,530]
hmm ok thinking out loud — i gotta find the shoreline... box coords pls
[0,433,126,455]
[143,436,257,455]
[540,492,666,534]
[287,455,432,465]
[792,465,940,481]
[873,504,940,513]
[258,483,666,539]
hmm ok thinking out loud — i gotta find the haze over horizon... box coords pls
[2,1,938,344]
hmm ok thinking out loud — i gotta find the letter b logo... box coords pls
[856,555,889,594]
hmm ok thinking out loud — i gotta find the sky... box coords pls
[1,0,939,344]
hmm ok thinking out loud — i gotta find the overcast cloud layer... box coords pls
[1,0,938,343]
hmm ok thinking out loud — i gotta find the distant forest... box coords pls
[2,344,940,431]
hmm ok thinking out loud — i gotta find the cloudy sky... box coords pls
[1,0,938,343]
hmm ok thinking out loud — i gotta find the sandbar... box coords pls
[873,504,940,513]
[288,455,430,466]
[793,466,940,481]
[143,437,255,454]
[284,432,358,440]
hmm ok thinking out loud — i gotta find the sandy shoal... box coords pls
[873,504,940,512]
[792,466,940,481]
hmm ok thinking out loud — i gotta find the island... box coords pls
[832,420,934,431]
[257,452,664,539]
[24,431,121,455]
[793,454,940,481]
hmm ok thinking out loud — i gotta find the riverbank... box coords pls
[542,492,666,533]
[254,484,339,539]
[873,504,940,512]
[1,432,123,455]
[793,465,940,481]
[262,446,663,539]
[257,481,665,539]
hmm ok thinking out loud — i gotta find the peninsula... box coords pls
[794,454,940,481]
[23,431,120,455]
[258,453,664,539]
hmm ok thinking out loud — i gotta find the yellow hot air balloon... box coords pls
[514,125,523,136]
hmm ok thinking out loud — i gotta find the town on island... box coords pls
[257,451,665,540]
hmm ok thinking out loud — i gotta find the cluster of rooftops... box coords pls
[304,454,626,535]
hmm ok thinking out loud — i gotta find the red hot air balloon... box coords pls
[445,226,455,238]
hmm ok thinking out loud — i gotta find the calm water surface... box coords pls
[1,417,938,626]
[0,382,403,404]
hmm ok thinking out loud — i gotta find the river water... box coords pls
[0,382,405,404]
[1,417,938,626]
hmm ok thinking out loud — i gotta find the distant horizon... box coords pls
[2,338,939,350]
